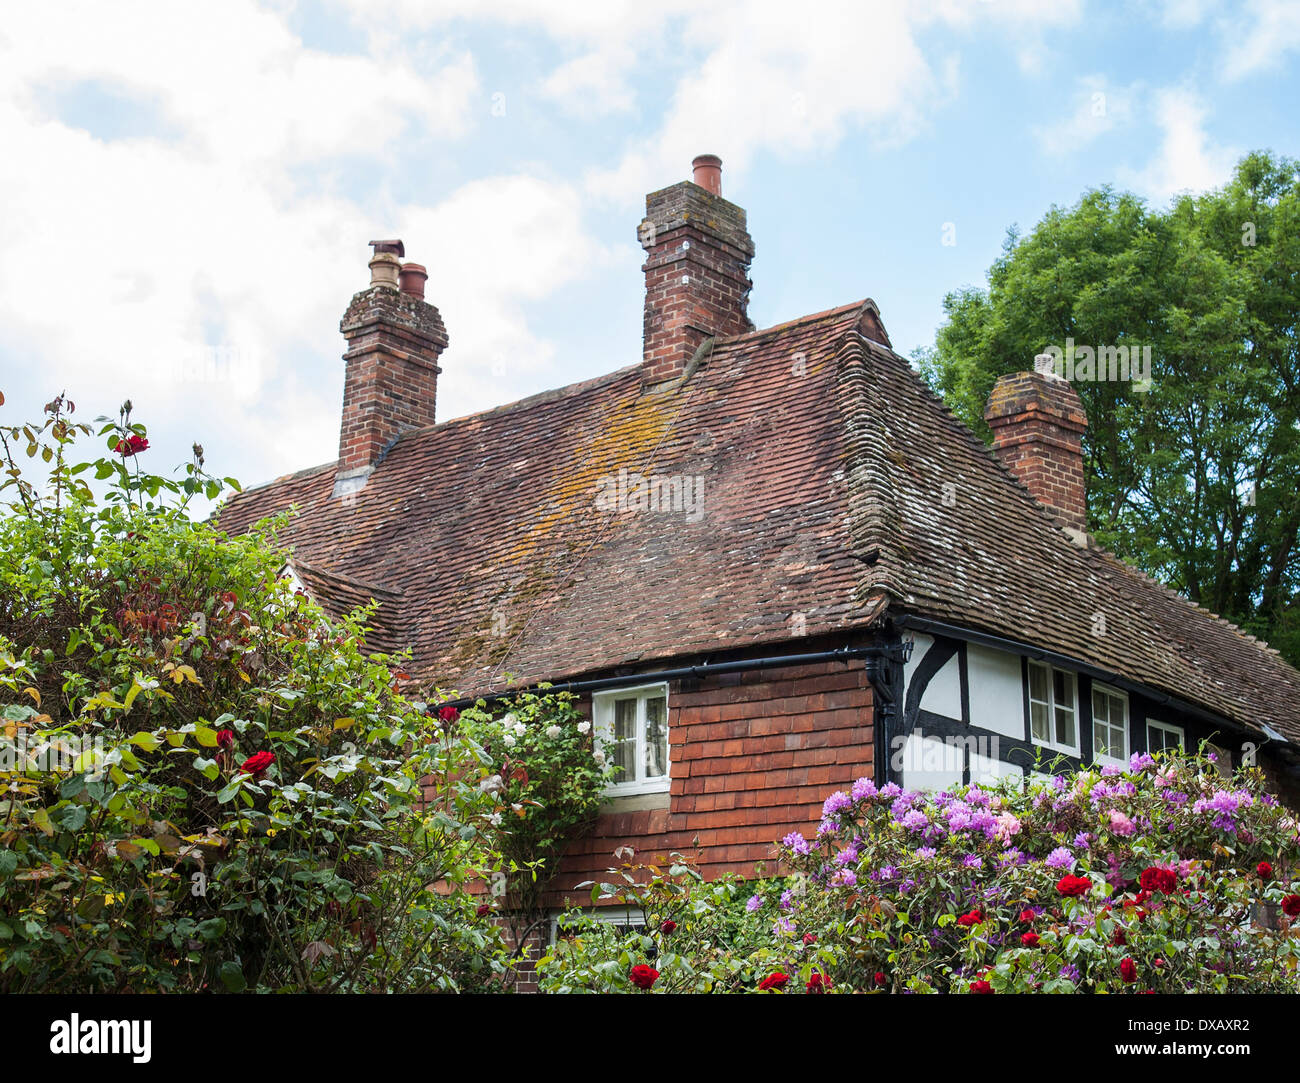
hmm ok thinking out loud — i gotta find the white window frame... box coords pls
[1089,682,1129,767]
[593,683,670,796]
[1027,661,1080,757]
[1145,719,1184,755]
[550,906,646,945]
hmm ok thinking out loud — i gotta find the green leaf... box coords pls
[219,960,247,993]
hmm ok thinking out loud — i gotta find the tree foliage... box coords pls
[916,151,1300,665]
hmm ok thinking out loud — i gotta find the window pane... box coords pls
[644,696,667,779]
[1054,670,1074,709]
[1147,723,1182,753]
[1030,701,1049,742]
[1028,663,1048,703]
[1092,688,1107,722]
[613,698,637,780]
[1055,705,1075,748]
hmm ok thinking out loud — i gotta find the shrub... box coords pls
[0,396,510,991]
[538,749,1300,992]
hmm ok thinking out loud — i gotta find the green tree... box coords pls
[917,151,1300,664]
[0,395,511,991]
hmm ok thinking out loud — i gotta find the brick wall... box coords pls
[541,658,874,910]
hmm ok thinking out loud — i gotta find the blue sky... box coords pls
[0,0,1296,501]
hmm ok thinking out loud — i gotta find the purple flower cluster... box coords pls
[1044,846,1074,870]
[783,830,812,856]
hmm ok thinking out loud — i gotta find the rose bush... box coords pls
[0,396,512,991]
[540,748,1300,992]
[454,693,618,946]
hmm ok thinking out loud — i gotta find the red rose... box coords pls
[1018,908,1036,924]
[1056,874,1091,897]
[1257,861,1273,881]
[757,971,790,991]
[476,903,492,917]
[1282,894,1300,918]
[874,971,887,987]
[969,980,994,994]
[437,706,460,724]
[629,964,659,990]
[1120,957,1138,983]
[661,920,677,934]
[1113,929,1127,946]
[802,932,817,945]
[116,433,149,456]
[240,750,275,780]
[1138,866,1177,894]
[1020,931,1040,948]
[956,908,984,927]
[216,728,235,750]
[806,972,832,993]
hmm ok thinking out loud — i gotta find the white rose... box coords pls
[577,721,591,735]
[487,812,503,827]
[479,774,505,795]
[502,734,516,748]
[593,748,606,766]
[545,725,562,739]
[499,713,517,729]
[513,721,527,736]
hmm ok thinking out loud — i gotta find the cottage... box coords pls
[217,156,1300,932]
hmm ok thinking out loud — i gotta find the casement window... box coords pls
[1027,661,1079,756]
[1146,719,1184,754]
[593,683,669,795]
[1090,683,1129,766]
[551,907,646,945]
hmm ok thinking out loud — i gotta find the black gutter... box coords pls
[428,642,912,712]
[893,613,1273,742]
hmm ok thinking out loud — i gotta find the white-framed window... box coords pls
[1146,719,1184,754]
[551,907,646,945]
[1090,683,1129,766]
[593,683,669,795]
[1027,661,1079,756]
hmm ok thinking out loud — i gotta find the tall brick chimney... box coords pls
[639,155,754,387]
[335,240,448,498]
[984,354,1089,533]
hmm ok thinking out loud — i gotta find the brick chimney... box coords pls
[984,354,1089,533]
[335,240,448,497]
[639,154,754,387]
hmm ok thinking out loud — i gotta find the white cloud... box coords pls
[1034,75,1136,156]
[538,48,637,117]
[1220,0,1300,81]
[1117,87,1238,202]
[397,175,619,419]
[0,1,613,490]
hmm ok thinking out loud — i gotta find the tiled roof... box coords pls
[216,300,1300,740]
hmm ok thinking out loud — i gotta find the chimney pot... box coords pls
[692,154,723,196]
[369,252,402,290]
[399,262,428,299]
[369,238,405,258]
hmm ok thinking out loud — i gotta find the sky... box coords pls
[0,0,1297,501]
